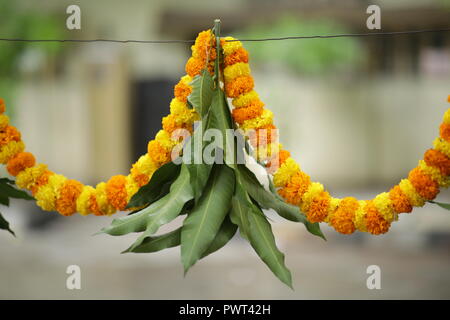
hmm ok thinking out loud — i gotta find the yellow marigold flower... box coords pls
[131,154,158,187]
[221,37,243,56]
[35,174,67,211]
[15,164,48,190]
[169,98,189,115]
[0,140,25,164]
[443,108,450,124]
[76,185,95,216]
[399,178,425,207]
[155,130,177,150]
[241,109,274,131]
[324,197,341,224]
[373,192,396,223]
[433,137,450,160]
[0,114,9,130]
[94,182,116,216]
[125,175,140,202]
[253,142,281,162]
[418,159,450,187]
[300,182,324,213]
[232,90,260,108]
[273,157,300,188]
[224,62,251,83]
[181,75,192,85]
[354,200,368,232]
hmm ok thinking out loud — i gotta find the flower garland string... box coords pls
[220,36,450,235]
[0,30,216,217]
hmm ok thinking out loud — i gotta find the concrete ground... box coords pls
[1,196,450,300]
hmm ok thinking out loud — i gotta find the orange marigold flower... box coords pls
[330,197,358,234]
[365,200,390,235]
[0,98,5,114]
[225,75,254,98]
[440,123,450,142]
[278,171,311,205]
[424,149,450,176]
[224,47,249,66]
[192,30,216,61]
[389,185,412,213]
[185,57,206,77]
[306,191,331,223]
[174,81,192,103]
[0,126,21,146]
[408,167,439,200]
[106,175,128,211]
[266,149,291,174]
[248,124,278,147]
[55,180,84,216]
[448,95,450,103]
[89,194,103,216]
[6,152,36,176]
[232,100,264,124]
[131,171,150,187]
[148,140,171,165]
[31,170,53,195]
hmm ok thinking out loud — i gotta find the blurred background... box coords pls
[1,0,450,299]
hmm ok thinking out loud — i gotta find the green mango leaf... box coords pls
[200,215,237,259]
[126,161,181,208]
[0,194,10,206]
[123,228,181,254]
[100,165,192,237]
[185,120,213,203]
[188,69,214,118]
[208,88,233,135]
[429,200,450,210]
[0,211,15,236]
[238,165,325,240]
[126,165,194,252]
[0,179,34,200]
[181,165,235,273]
[230,181,252,240]
[246,202,293,288]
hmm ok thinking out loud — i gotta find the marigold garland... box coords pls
[220,36,450,235]
[1,30,449,238]
[0,30,215,217]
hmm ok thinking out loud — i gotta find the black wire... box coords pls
[0,28,448,44]
[230,28,450,42]
[0,38,195,44]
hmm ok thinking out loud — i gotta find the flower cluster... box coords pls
[221,36,450,235]
[0,30,214,216]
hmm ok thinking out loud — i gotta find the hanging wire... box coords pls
[0,28,449,44]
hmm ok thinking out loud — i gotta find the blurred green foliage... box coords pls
[0,1,65,114]
[235,16,364,75]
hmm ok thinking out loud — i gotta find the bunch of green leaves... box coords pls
[99,69,324,287]
[0,178,34,236]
